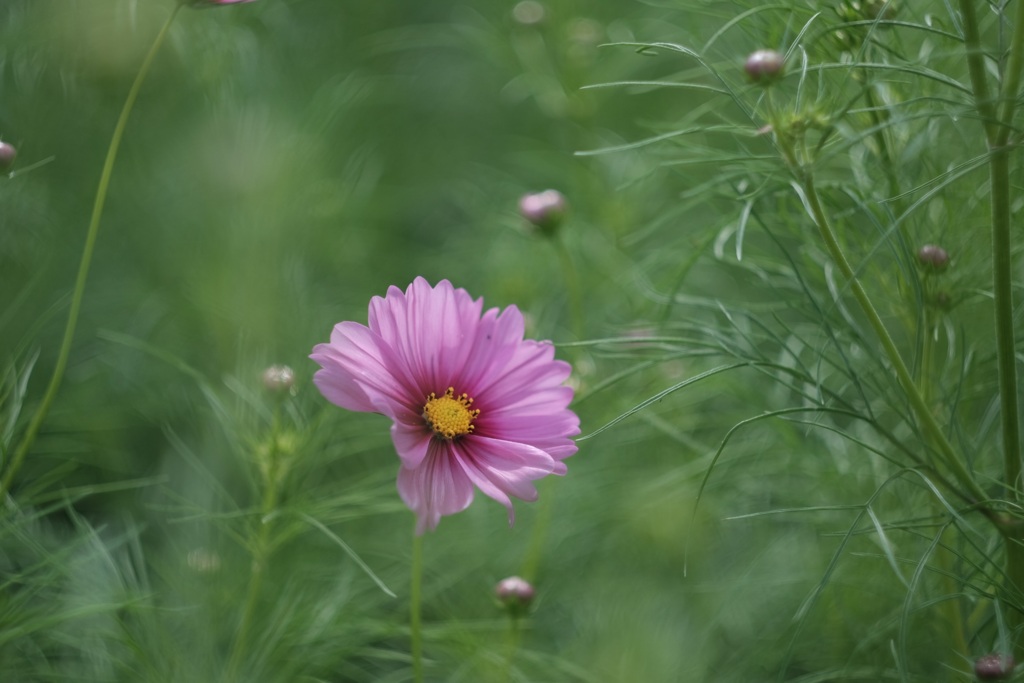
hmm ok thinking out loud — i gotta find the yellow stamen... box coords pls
[422,387,480,440]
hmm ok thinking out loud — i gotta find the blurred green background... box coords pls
[0,1,987,681]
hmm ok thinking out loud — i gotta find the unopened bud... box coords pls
[519,190,567,236]
[0,141,16,171]
[512,1,545,25]
[975,653,1014,681]
[495,576,535,617]
[744,50,785,84]
[262,365,295,395]
[917,244,950,272]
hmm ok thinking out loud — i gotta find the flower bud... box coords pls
[917,244,950,272]
[262,365,296,396]
[975,653,1014,681]
[744,50,785,84]
[495,576,535,617]
[0,141,16,171]
[519,190,567,236]
[512,1,545,26]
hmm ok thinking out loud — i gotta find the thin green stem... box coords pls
[552,237,584,341]
[226,419,283,680]
[957,0,1024,656]
[502,616,523,683]
[0,4,182,500]
[996,0,1024,147]
[937,526,970,667]
[800,174,989,507]
[410,530,425,683]
[990,149,1021,496]
[519,477,555,582]
[958,0,997,143]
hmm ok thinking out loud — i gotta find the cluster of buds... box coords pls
[519,189,568,236]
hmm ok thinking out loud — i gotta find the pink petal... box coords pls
[452,436,561,526]
[391,421,432,470]
[397,442,475,535]
[369,277,483,392]
[310,322,420,419]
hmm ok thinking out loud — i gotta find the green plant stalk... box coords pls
[410,530,424,683]
[519,477,555,582]
[992,0,1024,495]
[919,307,969,661]
[552,236,584,341]
[959,0,1024,649]
[0,4,182,500]
[799,173,989,507]
[502,615,523,683]
[226,429,283,680]
[958,0,997,142]
[989,150,1021,497]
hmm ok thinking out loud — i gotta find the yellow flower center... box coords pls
[422,387,480,440]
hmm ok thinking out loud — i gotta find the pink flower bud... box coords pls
[262,365,296,395]
[495,576,535,616]
[744,50,785,84]
[917,244,950,272]
[512,1,545,25]
[975,653,1014,681]
[0,141,16,171]
[519,190,567,235]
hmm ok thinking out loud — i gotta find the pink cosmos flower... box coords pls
[311,277,579,534]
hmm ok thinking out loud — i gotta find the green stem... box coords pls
[958,0,1024,655]
[502,616,522,683]
[800,173,989,507]
[410,530,424,683]
[937,526,970,668]
[996,0,1024,148]
[226,435,282,680]
[990,149,1021,497]
[519,477,555,582]
[0,4,182,500]
[958,0,997,143]
[552,237,584,341]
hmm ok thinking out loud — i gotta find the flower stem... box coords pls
[0,4,182,500]
[958,0,997,143]
[552,237,584,341]
[799,172,989,507]
[502,616,522,683]
[226,426,283,680]
[410,530,424,683]
[519,478,554,582]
